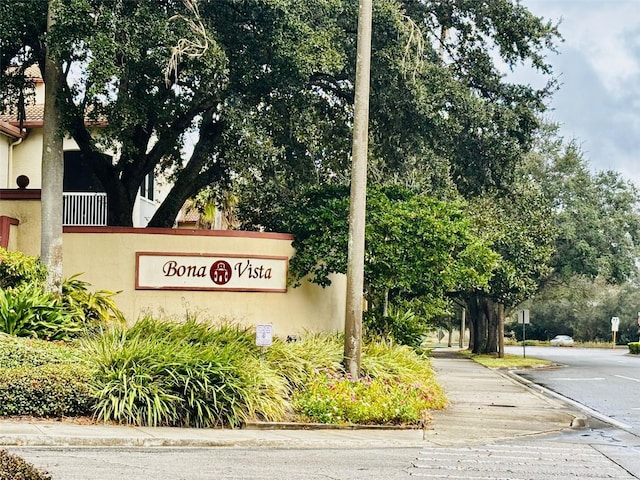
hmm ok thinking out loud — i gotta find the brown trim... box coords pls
[135,286,288,293]
[4,120,107,128]
[136,251,290,260]
[64,226,294,240]
[0,189,41,200]
[0,121,24,138]
[135,251,289,293]
[0,216,19,249]
[4,120,43,128]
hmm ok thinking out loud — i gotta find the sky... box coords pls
[517,0,640,185]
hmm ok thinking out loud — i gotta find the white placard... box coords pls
[611,316,620,332]
[256,324,273,346]
[517,309,530,325]
[136,252,288,292]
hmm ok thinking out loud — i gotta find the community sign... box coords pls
[135,252,288,292]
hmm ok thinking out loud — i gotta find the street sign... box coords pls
[255,324,273,347]
[611,317,620,332]
[517,309,530,324]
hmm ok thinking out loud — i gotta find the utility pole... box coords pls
[343,0,372,378]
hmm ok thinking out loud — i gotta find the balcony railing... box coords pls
[63,192,107,226]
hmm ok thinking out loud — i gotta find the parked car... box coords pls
[550,335,574,346]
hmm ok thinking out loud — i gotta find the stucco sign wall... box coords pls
[136,252,288,292]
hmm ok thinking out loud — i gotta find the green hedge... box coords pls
[0,247,47,290]
[628,342,640,354]
[0,450,51,480]
[0,334,82,369]
[0,363,94,417]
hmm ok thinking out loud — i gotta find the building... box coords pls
[0,67,157,228]
[0,68,345,335]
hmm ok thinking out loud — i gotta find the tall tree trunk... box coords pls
[498,303,505,358]
[105,181,136,227]
[466,300,476,352]
[40,0,64,293]
[487,298,498,354]
[468,297,488,354]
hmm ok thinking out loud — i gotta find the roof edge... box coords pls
[0,120,25,139]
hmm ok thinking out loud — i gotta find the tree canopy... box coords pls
[275,185,498,343]
[1,0,561,227]
[507,133,640,344]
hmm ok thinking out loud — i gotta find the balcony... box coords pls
[63,192,107,226]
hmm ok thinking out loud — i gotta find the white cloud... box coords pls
[525,0,640,96]
[520,0,640,186]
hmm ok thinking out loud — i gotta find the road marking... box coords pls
[512,372,634,430]
[554,377,605,381]
[614,374,640,383]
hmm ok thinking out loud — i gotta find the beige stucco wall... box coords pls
[10,129,43,188]
[0,135,9,188]
[0,199,41,256]
[62,228,346,336]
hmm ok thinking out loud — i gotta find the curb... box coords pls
[244,421,421,430]
[505,369,632,431]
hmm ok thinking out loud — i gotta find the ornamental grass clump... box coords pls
[83,317,289,428]
[264,332,343,394]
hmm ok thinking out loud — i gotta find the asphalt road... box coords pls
[9,441,640,480]
[507,345,640,431]
[7,446,420,480]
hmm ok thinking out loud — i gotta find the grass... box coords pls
[460,350,552,369]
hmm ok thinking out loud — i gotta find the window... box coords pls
[63,151,105,192]
[140,173,154,201]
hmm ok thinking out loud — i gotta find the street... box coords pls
[5,446,420,480]
[8,441,639,480]
[507,346,640,430]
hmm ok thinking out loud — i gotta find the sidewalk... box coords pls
[0,348,580,448]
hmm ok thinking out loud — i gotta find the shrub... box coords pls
[83,317,288,427]
[61,274,125,330]
[0,333,84,369]
[0,285,84,340]
[291,337,446,425]
[0,247,47,290]
[365,306,428,349]
[293,369,435,425]
[629,342,640,354]
[0,272,125,340]
[0,363,94,417]
[0,450,51,480]
[362,341,446,408]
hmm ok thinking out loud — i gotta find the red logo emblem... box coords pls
[210,260,232,285]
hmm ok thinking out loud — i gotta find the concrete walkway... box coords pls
[0,349,580,448]
[427,348,578,445]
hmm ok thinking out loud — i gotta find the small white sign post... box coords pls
[611,316,620,348]
[518,309,530,358]
[256,324,273,350]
